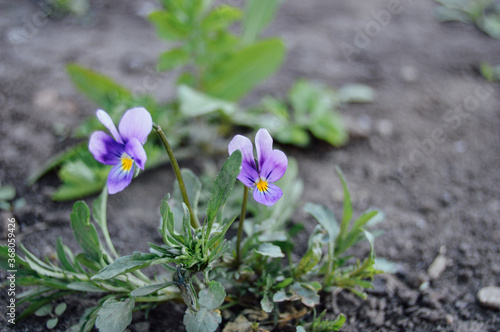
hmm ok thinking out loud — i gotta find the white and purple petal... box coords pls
[107,163,135,194]
[228,134,257,171]
[253,183,283,207]
[118,107,152,144]
[260,149,287,183]
[125,137,147,170]
[96,109,123,144]
[255,129,273,171]
[89,131,124,165]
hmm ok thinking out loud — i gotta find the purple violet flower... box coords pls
[228,129,288,206]
[89,107,152,194]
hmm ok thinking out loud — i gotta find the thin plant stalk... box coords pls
[153,123,200,229]
[235,186,249,268]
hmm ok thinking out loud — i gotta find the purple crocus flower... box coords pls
[228,129,287,206]
[89,107,152,194]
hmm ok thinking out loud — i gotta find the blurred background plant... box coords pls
[434,0,500,39]
[29,0,375,201]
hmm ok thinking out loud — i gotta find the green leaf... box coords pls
[338,84,375,103]
[52,158,108,201]
[206,150,242,227]
[255,243,285,258]
[130,281,175,297]
[290,282,320,307]
[70,201,102,263]
[76,253,102,271]
[157,48,189,72]
[149,11,189,41]
[92,186,108,231]
[178,85,238,117]
[336,167,352,240]
[204,38,285,101]
[202,5,242,31]
[275,125,310,147]
[309,111,348,147]
[293,238,322,278]
[47,317,58,329]
[0,184,15,201]
[274,277,293,289]
[92,253,168,280]
[66,64,132,111]
[27,142,87,185]
[55,303,67,316]
[67,282,105,292]
[96,298,135,332]
[34,304,52,317]
[304,203,339,241]
[55,237,77,272]
[198,281,226,310]
[184,307,222,332]
[243,0,282,44]
[261,294,273,313]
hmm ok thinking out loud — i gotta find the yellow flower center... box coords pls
[255,178,268,192]
[121,155,133,172]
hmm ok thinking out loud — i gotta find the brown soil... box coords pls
[1,0,500,331]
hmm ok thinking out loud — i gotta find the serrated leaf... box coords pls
[204,39,285,101]
[184,307,222,332]
[95,298,134,332]
[178,85,238,117]
[70,201,102,263]
[198,281,226,310]
[55,303,67,316]
[255,243,284,258]
[206,150,242,228]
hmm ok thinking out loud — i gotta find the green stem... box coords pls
[153,123,200,229]
[235,186,249,268]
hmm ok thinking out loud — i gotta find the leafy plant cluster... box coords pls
[29,0,374,201]
[2,149,384,331]
[434,0,500,38]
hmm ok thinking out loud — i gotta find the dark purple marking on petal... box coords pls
[238,162,260,188]
[107,162,134,194]
[228,134,257,172]
[96,109,123,144]
[125,137,147,170]
[89,131,124,165]
[255,129,273,171]
[118,107,152,144]
[260,149,287,183]
[252,183,283,206]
